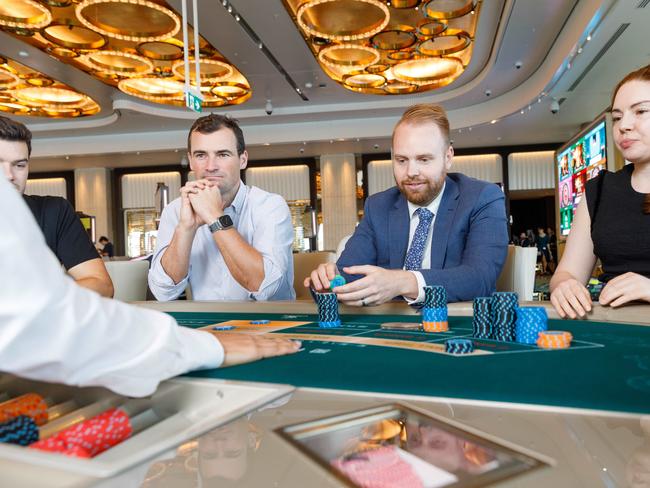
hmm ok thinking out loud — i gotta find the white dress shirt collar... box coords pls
[406,181,446,219]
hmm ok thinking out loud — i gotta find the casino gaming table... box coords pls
[168,304,650,415]
[2,300,649,487]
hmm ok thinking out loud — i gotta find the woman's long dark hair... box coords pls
[611,64,650,214]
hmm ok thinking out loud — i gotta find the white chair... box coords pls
[104,260,150,302]
[496,245,537,301]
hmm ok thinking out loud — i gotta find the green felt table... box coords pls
[169,311,650,415]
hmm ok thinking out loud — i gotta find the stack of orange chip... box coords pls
[536,331,573,349]
[0,393,48,425]
[422,322,449,333]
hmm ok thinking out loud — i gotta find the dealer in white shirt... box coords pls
[149,113,295,302]
[0,173,300,398]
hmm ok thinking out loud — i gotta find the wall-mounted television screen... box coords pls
[555,114,614,238]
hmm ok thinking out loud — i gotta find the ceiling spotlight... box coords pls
[18,51,29,58]
[490,119,497,124]
[305,81,313,88]
[265,99,273,115]
[586,35,592,41]
[235,14,240,21]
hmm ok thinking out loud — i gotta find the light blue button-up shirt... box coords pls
[149,182,295,301]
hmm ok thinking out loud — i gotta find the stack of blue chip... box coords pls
[472,297,492,339]
[0,415,39,446]
[423,285,447,308]
[445,338,474,355]
[422,307,448,322]
[314,291,341,328]
[515,306,548,344]
[491,292,518,342]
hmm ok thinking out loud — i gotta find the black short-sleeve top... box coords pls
[585,164,650,282]
[24,195,100,270]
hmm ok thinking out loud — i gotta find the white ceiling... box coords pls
[2,0,648,172]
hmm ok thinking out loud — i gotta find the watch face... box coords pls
[219,215,234,228]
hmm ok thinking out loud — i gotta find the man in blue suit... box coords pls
[305,103,508,304]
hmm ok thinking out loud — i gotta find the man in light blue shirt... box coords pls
[149,114,295,301]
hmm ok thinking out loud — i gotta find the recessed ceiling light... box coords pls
[490,119,497,124]
[18,51,29,58]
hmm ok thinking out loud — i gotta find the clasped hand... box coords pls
[179,179,223,230]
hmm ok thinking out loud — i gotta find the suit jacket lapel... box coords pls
[430,177,460,269]
[389,195,410,269]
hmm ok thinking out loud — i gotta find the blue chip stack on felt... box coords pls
[491,292,518,342]
[314,291,341,328]
[422,286,448,332]
[515,306,548,344]
[445,338,474,355]
[472,297,492,339]
[0,415,39,446]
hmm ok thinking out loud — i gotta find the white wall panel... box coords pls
[321,154,357,251]
[25,178,67,198]
[367,160,393,196]
[122,172,181,209]
[508,151,555,190]
[245,165,310,201]
[452,154,502,183]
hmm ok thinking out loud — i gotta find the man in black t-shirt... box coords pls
[0,116,114,298]
[98,236,114,258]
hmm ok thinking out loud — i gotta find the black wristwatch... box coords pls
[208,215,234,233]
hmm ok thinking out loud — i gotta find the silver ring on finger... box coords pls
[361,298,368,307]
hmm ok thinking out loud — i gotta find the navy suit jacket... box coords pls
[337,173,509,302]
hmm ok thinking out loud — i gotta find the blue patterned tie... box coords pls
[404,208,433,270]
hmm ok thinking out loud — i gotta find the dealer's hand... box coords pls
[209,332,301,367]
[550,277,592,319]
[333,265,418,307]
[304,262,339,291]
[187,179,224,226]
[599,272,650,308]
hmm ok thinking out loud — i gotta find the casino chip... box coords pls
[445,338,474,355]
[380,322,422,330]
[250,320,270,325]
[212,325,235,330]
[330,274,346,289]
[515,306,548,344]
[537,330,572,349]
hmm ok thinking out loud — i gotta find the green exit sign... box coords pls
[185,90,203,113]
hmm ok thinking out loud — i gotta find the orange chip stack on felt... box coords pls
[537,331,573,349]
[0,393,48,426]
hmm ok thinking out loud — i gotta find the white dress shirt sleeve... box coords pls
[148,200,190,301]
[405,271,427,304]
[248,193,296,301]
[0,179,223,397]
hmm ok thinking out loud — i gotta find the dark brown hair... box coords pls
[187,113,245,155]
[0,115,32,157]
[611,64,650,214]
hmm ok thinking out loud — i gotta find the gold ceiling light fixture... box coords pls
[75,0,180,42]
[171,58,233,84]
[283,0,480,95]
[136,39,184,61]
[392,56,462,86]
[210,81,250,100]
[82,50,154,76]
[0,0,52,29]
[0,55,99,116]
[318,44,380,71]
[423,0,475,20]
[296,0,390,41]
[0,0,252,111]
[42,23,108,50]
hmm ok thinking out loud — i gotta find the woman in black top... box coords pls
[550,64,650,318]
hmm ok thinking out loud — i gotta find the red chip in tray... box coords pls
[30,408,132,458]
[331,445,423,488]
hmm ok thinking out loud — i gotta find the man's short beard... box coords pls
[397,175,445,205]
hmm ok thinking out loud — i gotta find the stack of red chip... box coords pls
[331,446,423,488]
[0,393,48,426]
[30,408,132,458]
